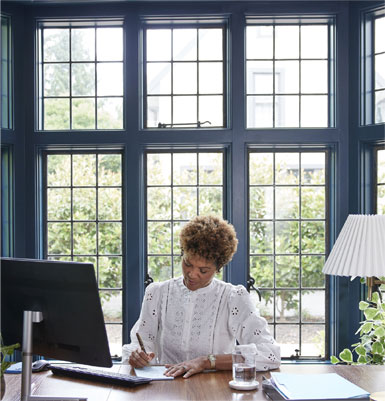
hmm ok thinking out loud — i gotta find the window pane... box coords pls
[199,153,223,185]
[246,20,332,128]
[44,98,70,130]
[173,63,197,94]
[248,150,327,358]
[275,61,299,94]
[199,62,223,94]
[246,26,273,59]
[247,96,273,128]
[301,95,328,127]
[301,25,328,58]
[39,23,124,131]
[1,15,12,129]
[199,28,222,60]
[173,29,197,61]
[72,98,95,129]
[44,64,69,96]
[144,24,225,128]
[97,98,123,129]
[45,152,123,354]
[173,96,197,124]
[97,28,123,61]
[147,29,171,61]
[275,95,299,127]
[43,29,69,62]
[247,61,273,94]
[275,26,299,59]
[72,63,95,96]
[72,28,95,61]
[375,90,385,124]
[97,63,123,96]
[147,63,171,94]
[146,151,224,281]
[301,60,328,94]
[199,96,223,126]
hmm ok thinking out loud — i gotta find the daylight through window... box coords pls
[37,21,124,130]
[44,152,123,356]
[248,150,327,358]
[146,151,224,281]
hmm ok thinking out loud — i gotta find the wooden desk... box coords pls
[3,364,385,401]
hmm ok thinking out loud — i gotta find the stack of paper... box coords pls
[269,373,370,400]
[134,365,174,381]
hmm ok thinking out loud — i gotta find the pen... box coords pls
[136,332,148,354]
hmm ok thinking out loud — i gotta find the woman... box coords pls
[122,215,280,378]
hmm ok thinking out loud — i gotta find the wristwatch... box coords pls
[207,354,216,370]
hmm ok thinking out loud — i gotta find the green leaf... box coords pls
[361,322,374,334]
[372,354,384,364]
[372,341,384,354]
[371,292,380,304]
[355,345,367,356]
[330,355,340,364]
[374,326,385,338]
[357,355,368,364]
[339,348,353,363]
[364,308,378,320]
[359,301,369,311]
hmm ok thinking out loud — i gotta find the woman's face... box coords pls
[182,254,217,291]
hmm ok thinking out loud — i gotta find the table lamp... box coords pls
[322,214,385,300]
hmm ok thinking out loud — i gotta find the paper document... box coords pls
[134,365,174,381]
[270,372,370,400]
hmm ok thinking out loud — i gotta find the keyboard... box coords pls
[50,365,151,387]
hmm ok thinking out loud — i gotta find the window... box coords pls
[376,147,385,214]
[246,17,334,128]
[37,20,124,131]
[248,150,327,358]
[1,14,12,129]
[143,19,227,128]
[44,151,123,355]
[362,8,385,125]
[1,145,13,256]
[145,151,224,281]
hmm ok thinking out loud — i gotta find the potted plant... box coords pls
[0,338,20,399]
[331,291,385,365]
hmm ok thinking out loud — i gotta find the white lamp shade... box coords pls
[322,214,385,278]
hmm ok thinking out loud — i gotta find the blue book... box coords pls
[270,372,370,400]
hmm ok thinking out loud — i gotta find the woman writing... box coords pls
[122,215,280,378]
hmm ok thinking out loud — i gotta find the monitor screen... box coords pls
[1,258,112,368]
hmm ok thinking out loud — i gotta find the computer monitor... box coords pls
[1,257,112,368]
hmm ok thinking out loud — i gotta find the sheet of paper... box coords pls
[271,372,370,400]
[134,365,174,381]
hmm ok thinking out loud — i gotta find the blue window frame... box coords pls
[361,7,385,125]
[1,14,13,130]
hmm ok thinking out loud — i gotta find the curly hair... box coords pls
[180,215,238,270]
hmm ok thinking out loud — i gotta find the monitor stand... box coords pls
[21,310,87,401]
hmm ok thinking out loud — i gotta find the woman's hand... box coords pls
[164,356,209,379]
[128,349,155,368]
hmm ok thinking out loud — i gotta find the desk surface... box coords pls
[3,364,385,401]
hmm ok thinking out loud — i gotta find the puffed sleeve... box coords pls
[228,285,281,371]
[122,282,161,364]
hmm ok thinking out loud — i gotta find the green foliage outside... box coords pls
[46,153,122,320]
[331,292,385,365]
[147,152,223,280]
[41,27,123,130]
[249,153,326,322]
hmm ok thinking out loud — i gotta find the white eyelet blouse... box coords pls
[122,277,280,371]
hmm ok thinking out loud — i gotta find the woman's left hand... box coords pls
[164,356,209,379]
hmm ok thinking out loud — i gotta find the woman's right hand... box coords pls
[128,349,155,368]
